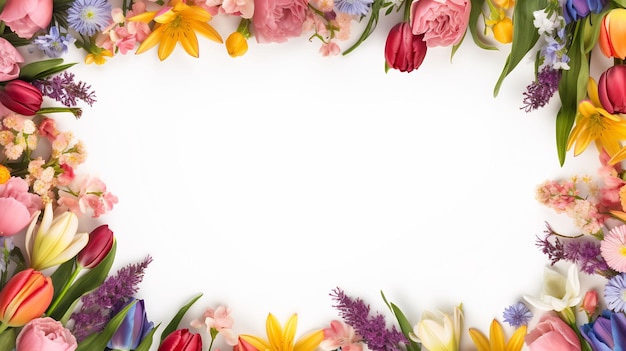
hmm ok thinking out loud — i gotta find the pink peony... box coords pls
[252,0,308,43]
[16,317,77,351]
[0,177,42,236]
[0,37,23,81]
[525,313,581,351]
[410,0,471,47]
[0,0,53,39]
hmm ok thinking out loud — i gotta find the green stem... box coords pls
[46,266,82,317]
[342,0,384,55]
[37,107,82,118]
[0,322,8,335]
[237,18,251,39]
[402,0,411,22]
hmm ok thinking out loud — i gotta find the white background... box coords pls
[21,11,614,350]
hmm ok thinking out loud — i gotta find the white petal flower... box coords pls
[523,264,581,312]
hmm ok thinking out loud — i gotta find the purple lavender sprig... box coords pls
[330,287,407,351]
[69,255,152,341]
[521,67,561,112]
[33,72,97,108]
[535,223,617,278]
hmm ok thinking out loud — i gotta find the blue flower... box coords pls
[67,0,112,36]
[335,0,374,16]
[605,273,626,312]
[107,298,154,350]
[33,26,74,58]
[502,302,533,328]
[580,310,626,350]
[562,0,608,23]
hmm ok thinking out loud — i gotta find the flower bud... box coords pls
[599,8,626,59]
[0,268,53,327]
[0,80,43,116]
[108,298,154,350]
[492,17,513,44]
[76,224,114,269]
[581,289,598,316]
[226,31,248,58]
[159,329,203,351]
[598,65,626,114]
[384,22,427,73]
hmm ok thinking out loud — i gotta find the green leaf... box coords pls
[493,0,548,96]
[76,299,137,351]
[160,293,203,344]
[50,259,76,299]
[0,328,16,351]
[18,59,77,81]
[135,323,161,351]
[468,0,498,50]
[47,242,117,320]
[381,291,421,351]
[556,21,589,166]
[612,0,626,7]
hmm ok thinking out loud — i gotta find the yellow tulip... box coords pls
[25,202,89,271]
[226,31,249,58]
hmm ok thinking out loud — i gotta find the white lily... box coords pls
[25,202,89,271]
[523,264,581,312]
[410,304,463,351]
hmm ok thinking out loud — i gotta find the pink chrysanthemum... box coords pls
[601,225,626,272]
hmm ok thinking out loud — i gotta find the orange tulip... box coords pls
[0,268,53,329]
[599,8,626,59]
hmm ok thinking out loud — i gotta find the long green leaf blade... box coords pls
[160,293,203,344]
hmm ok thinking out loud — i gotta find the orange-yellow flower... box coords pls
[468,319,526,351]
[239,313,323,351]
[226,31,248,58]
[84,48,114,65]
[130,0,223,61]
[566,77,626,158]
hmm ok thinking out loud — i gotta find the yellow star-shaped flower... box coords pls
[240,314,324,351]
[130,0,222,61]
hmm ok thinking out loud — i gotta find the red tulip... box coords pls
[0,79,43,116]
[598,65,626,114]
[384,22,427,73]
[0,268,53,327]
[76,224,114,269]
[159,329,203,351]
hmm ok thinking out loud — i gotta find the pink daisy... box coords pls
[601,225,626,272]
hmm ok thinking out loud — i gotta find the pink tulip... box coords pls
[0,80,43,116]
[158,329,203,351]
[581,289,598,316]
[76,224,114,269]
[16,317,77,351]
[0,37,23,81]
[598,65,626,114]
[385,22,428,73]
[599,8,626,59]
[0,0,53,39]
[525,313,581,351]
[0,268,53,327]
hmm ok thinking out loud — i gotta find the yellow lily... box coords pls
[25,202,89,271]
[468,319,527,351]
[240,313,324,351]
[130,0,222,61]
[567,78,626,158]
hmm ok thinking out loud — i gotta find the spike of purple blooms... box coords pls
[521,67,560,112]
[69,255,152,342]
[33,72,97,107]
[330,288,407,351]
[535,223,616,278]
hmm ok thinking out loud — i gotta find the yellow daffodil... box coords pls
[567,78,626,158]
[130,0,223,61]
[468,319,527,351]
[239,313,324,351]
[25,202,89,271]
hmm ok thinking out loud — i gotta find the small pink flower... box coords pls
[57,174,118,218]
[410,0,471,47]
[0,37,23,81]
[319,42,341,56]
[320,320,363,351]
[601,224,626,272]
[0,0,53,39]
[581,289,598,316]
[190,306,237,346]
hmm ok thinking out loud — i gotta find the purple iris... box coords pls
[107,298,154,350]
[562,0,608,23]
[579,310,626,350]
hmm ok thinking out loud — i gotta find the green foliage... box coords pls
[18,59,76,82]
[160,293,204,344]
[381,291,421,351]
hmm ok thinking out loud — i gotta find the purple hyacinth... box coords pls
[521,67,561,112]
[330,288,407,351]
[70,256,152,341]
[33,72,97,107]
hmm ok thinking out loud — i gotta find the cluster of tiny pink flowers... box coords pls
[568,199,604,235]
[0,113,38,160]
[304,0,355,56]
[536,179,579,213]
[97,2,151,56]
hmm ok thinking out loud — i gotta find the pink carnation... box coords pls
[410,0,471,47]
[252,0,308,43]
[0,37,24,81]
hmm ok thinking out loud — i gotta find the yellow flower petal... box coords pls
[294,329,324,351]
[489,319,505,351]
[240,334,271,351]
[136,25,165,55]
[179,30,200,58]
[468,328,490,351]
[192,21,223,43]
[504,325,527,351]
